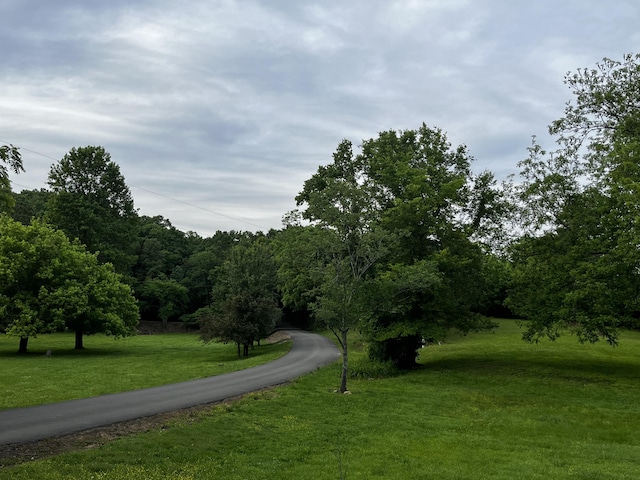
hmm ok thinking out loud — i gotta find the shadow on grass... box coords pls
[0,347,127,359]
[421,353,639,384]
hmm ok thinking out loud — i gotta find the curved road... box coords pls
[0,330,339,445]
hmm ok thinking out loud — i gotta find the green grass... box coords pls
[0,333,291,409]
[3,320,640,479]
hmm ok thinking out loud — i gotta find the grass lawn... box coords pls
[0,332,292,409]
[2,319,640,479]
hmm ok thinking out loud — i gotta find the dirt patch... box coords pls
[0,395,260,468]
[0,331,292,469]
[265,330,292,344]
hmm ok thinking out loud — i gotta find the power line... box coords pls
[129,184,267,230]
[2,140,269,231]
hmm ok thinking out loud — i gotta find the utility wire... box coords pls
[2,140,268,231]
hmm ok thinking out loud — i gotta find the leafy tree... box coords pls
[0,216,139,352]
[0,144,24,213]
[56,251,140,350]
[199,236,281,357]
[294,140,391,391]
[287,125,500,380]
[46,146,138,276]
[173,230,246,315]
[11,189,52,225]
[273,223,334,328]
[140,277,189,325]
[132,215,194,282]
[507,54,640,345]
[358,125,497,366]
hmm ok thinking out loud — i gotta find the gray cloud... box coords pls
[2,0,637,235]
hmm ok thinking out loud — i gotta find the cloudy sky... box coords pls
[1,0,638,236]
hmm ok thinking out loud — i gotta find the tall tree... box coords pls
[358,125,497,367]
[294,140,391,391]
[286,125,500,380]
[507,54,640,345]
[0,144,24,213]
[46,146,138,275]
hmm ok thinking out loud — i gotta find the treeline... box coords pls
[1,54,639,392]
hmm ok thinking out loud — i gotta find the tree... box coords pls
[11,189,52,225]
[507,54,640,345]
[140,277,189,325]
[0,216,139,352]
[273,223,334,328]
[132,215,194,282]
[294,140,390,391]
[55,250,140,350]
[285,125,500,383]
[46,146,138,275]
[168,230,245,316]
[199,236,281,357]
[0,144,24,213]
[357,125,497,367]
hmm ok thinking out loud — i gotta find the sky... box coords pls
[1,0,638,237]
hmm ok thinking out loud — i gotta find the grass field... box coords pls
[0,332,291,409]
[2,320,640,479]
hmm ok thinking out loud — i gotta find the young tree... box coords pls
[55,251,140,350]
[295,140,390,391]
[508,54,640,345]
[46,146,138,275]
[199,236,281,357]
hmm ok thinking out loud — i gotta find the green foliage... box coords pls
[359,125,498,367]
[46,146,138,275]
[174,230,252,315]
[11,188,51,225]
[132,215,195,282]
[295,140,392,391]
[508,54,640,345]
[199,237,281,357]
[0,216,139,352]
[273,225,331,315]
[4,321,640,479]
[0,143,24,213]
[283,124,502,379]
[140,277,189,324]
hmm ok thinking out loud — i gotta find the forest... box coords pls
[1,54,639,393]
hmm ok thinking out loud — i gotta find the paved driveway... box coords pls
[0,330,339,445]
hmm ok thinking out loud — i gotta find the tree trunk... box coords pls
[243,342,250,357]
[18,337,29,354]
[339,329,348,393]
[237,342,241,358]
[75,328,84,350]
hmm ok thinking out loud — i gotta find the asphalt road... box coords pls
[0,330,340,445]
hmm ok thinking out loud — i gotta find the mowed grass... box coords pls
[3,319,640,479]
[0,332,291,409]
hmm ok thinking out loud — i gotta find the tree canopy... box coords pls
[0,144,24,214]
[0,216,139,352]
[507,53,640,345]
[46,146,138,275]
[199,236,281,357]
[281,124,501,391]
